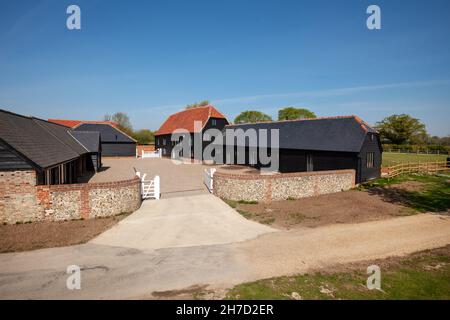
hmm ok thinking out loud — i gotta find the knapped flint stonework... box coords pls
[50,190,81,221]
[89,183,141,218]
[213,169,355,202]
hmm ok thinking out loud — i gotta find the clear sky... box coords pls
[1,0,449,135]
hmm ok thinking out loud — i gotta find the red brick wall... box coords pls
[0,170,44,224]
[1,170,141,224]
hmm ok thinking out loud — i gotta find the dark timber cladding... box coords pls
[223,116,382,184]
[74,123,137,157]
[0,109,102,185]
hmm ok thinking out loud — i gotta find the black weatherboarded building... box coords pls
[223,116,382,184]
[74,123,137,157]
[0,109,101,185]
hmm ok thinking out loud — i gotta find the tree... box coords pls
[375,114,427,145]
[132,129,155,145]
[186,100,210,109]
[234,111,273,124]
[104,112,133,135]
[278,107,316,120]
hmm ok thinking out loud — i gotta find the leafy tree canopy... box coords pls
[132,129,155,145]
[186,100,210,109]
[234,110,273,124]
[278,107,316,120]
[104,112,133,136]
[376,114,427,145]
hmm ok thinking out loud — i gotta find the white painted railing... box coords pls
[141,149,162,159]
[135,172,160,200]
[203,168,216,193]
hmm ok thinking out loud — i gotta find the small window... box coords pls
[370,133,374,141]
[212,119,217,126]
[367,152,375,168]
[162,138,166,145]
[307,154,314,172]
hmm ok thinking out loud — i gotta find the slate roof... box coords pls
[155,105,228,135]
[223,116,377,153]
[70,131,101,153]
[48,119,118,128]
[74,123,136,143]
[0,109,91,170]
[34,118,88,155]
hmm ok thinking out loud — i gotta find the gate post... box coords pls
[154,175,160,200]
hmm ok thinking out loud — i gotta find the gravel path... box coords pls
[234,213,450,280]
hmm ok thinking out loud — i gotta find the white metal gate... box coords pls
[135,172,160,200]
[141,149,162,159]
[203,168,216,193]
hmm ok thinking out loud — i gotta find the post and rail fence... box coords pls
[383,160,450,179]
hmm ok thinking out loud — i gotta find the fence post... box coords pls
[154,175,160,200]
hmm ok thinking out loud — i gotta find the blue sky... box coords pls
[1,0,449,135]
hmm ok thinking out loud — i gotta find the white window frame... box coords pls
[367,152,375,168]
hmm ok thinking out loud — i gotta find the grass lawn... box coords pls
[382,152,448,167]
[360,174,450,213]
[226,246,450,300]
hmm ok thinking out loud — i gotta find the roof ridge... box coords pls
[228,115,359,126]
[168,105,212,116]
[0,108,34,120]
[68,131,90,152]
[32,118,84,156]
[155,104,228,135]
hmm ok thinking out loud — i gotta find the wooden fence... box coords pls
[384,160,450,178]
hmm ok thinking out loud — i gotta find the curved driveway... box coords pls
[1,214,450,299]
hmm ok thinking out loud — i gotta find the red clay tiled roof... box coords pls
[155,105,227,135]
[48,119,119,128]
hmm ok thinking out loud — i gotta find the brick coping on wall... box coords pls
[214,169,356,181]
[36,176,140,191]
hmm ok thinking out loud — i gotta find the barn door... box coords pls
[307,154,314,172]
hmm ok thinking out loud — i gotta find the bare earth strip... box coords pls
[0,214,449,299]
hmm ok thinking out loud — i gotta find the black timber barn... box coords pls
[222,116,382,184]
[0,109,102,185]
[74,123,137,157]
[155,105,229,160]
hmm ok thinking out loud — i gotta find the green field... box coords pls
[226,246,450,300]
[382,152,448,167]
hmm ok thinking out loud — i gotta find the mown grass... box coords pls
[382,152,448,167]
[360,174,450,213]
[226,247,450,300]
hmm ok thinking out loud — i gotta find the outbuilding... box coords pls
[0,109,101,185]
[222,116,382,184]
[155,105,229,160]
[48,119,137,157]
[74,123,136,157]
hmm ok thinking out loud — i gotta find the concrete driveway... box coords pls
[91,194,275,250]
[87,157,212,198]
